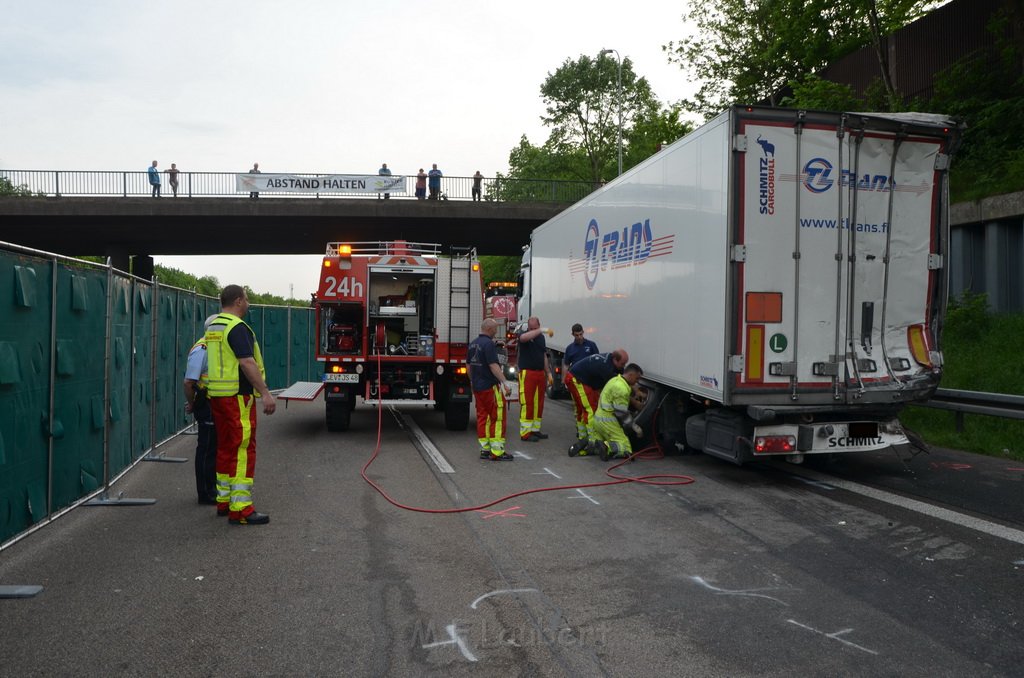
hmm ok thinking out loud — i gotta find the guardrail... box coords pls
[0,169,595,203]
[917,387,1024,431]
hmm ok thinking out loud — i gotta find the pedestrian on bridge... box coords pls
[428,164,442,200]
[249,162,261,199]
[147,160,161,198]
[167,163,180,198]
[205,285,277,525]
[378,162,392,199]
[472,170,483,201]
[415,168,427,199]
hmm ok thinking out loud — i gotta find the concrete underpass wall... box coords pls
[0,244,317,546]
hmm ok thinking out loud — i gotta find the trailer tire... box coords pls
[444,401,470,431]
[684,414,706,452]
[326,401,351,432]
[546,382,567,400]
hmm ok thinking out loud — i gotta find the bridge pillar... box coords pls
[107,249,130,275]
[133,254,154,281]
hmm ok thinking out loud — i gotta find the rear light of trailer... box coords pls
[455,366,467,375]
[907,324,932,367]
[754,435,796,454]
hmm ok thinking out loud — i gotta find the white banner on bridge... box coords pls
[235,173,405,194]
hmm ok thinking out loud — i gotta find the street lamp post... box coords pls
[598,48,622,177]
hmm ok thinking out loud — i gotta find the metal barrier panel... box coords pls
[287,306,318,385]
[0,245,321,547]
[155,287,181,442]
[108,275,134,475]
[132,283,154,458]
[50,265,107,509]
[0,253,55,542]
[247,305,285,390]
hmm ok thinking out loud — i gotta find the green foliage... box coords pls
[479,256,521,285]
[927,10,1024,202]
[900,299,1024,461]
[780,74,863,111]
[0,176,33,197]
[664,0,939,118]
[625,105,695,167]
[539,54,658,183]
[502,54,691,194]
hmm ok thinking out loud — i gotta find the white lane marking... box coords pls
[532,467,562,480]
[568,489,599,505]
[470,588,540,610]
[791,467,1024,546]
[787,619,879,655]
[403,415,455,474]
[514,450,534,460]
[689,576,790,606]
[421,623,477,662]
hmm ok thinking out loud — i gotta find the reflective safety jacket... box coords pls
[204,313,265,398]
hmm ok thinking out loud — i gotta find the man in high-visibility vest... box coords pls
[183,314,220,506]
[205,285,276,525]
[592,363,645,461]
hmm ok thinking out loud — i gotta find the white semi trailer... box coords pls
[518,105,961,464]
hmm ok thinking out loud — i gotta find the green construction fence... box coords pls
[0,243,319,546]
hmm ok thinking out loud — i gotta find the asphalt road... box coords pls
[1,397,1022,677]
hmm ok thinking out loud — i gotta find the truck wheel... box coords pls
[684,414,706,452]
[326,401,351,432]
[444,401,470,431]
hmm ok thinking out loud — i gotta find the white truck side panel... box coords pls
[528,107,954,412]
[531,113,732,401]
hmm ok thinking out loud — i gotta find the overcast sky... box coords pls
[1,1,697,299]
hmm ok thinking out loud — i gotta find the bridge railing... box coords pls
[0,169,595,203]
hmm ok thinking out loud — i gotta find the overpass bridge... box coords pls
[0,169,587,272]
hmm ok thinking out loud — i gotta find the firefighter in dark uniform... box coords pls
[565,349,629,456]
[515,316,554,442]
[469,318,515,460]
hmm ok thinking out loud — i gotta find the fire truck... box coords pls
[303,241,484,432]
[484,281,519,378]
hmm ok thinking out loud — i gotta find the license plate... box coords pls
[323,373,359,383]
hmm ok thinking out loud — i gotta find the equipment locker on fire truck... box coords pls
[279,241,484,432]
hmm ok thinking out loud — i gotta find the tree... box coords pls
[538,54,661,184]
[925,8,1024,201]
[623,105,694,168]
[0,176,33,197]
[664,0,943,118]
[498,55,691,201]
[479,255,521,285]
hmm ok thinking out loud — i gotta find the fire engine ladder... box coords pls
[448,246,473,352]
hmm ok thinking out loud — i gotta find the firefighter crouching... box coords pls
[205,285,276,525]
[566,349,629,457]
[591,363,645,461]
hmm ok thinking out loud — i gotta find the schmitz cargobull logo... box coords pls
[569,218,674,290]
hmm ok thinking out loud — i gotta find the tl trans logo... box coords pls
[570,218,674,290]
[802,158,895,194]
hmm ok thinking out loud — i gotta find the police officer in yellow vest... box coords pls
[205,285,276,525]
[183,314,220,505]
